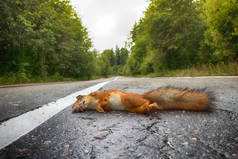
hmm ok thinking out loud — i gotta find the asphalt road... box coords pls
[0,78,110,122]
[0,76,238,159]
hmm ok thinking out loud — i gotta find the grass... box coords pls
[0,76,76,86]
[0,62,237,85]
[146,62,238,77]
[0,74,102,86]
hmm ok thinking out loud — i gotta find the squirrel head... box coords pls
[72,95,92,113]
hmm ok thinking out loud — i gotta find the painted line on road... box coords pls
[0,78,116,150]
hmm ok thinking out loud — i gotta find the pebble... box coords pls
[16,148,28,152]
[63,144,69,148]
[191,137,197,141]
[231,115,236,120]
[128,148,135,152]
[43,141,51,145]
[94,136,104,139]
[181,142,189,146]
[224,152,230,158]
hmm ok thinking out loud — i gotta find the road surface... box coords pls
[0,78,110,122]
[0,76,238,159]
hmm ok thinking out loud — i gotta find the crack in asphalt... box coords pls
[135,121,159,145]
[163,137,176,151]
[218,109,238,120]
[89,145,96,159]
[79,117,96,121]
[197,138,227,158]
[145,121,159,131]
[97,129,113,139]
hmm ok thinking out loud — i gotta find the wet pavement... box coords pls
[0,77,238,159]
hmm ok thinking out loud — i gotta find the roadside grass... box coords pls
[0,62,237,85]
[0,75,101,86]
[0,76,76,85]
[146,62,238,77]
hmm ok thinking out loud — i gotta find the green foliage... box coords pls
[126,0,206,75]
[0,0,94,82]
[201,0,238,62]
[96,47,129,77]
[1,0,237,84]
[125,0,238,76]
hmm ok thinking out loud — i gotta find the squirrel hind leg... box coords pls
[149,102,164,111]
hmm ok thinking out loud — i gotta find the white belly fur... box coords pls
[108,94,125,110]
[86,100,98,110]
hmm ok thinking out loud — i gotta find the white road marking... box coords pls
[0,79,114,150]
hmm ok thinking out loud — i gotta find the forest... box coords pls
[125,0,238,76]
[0,0,237,84]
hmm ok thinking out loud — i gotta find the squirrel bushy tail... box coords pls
[143,87,215,111]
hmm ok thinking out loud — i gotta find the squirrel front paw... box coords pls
[96,107,105,113]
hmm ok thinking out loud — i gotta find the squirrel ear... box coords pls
[76,95,83,100]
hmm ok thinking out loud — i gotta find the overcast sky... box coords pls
[70,0,149,51]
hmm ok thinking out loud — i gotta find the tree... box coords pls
[201,0,238,63]
[126,0,207,74]
[96,47,129,76]
[0,0,95,82]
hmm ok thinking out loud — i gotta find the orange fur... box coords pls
[72,88,214,114]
